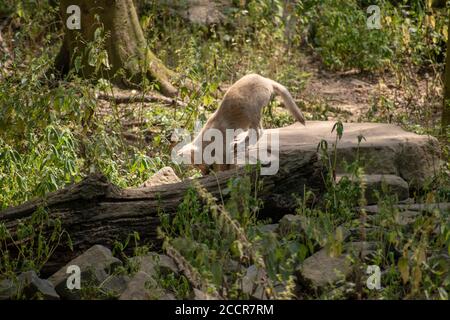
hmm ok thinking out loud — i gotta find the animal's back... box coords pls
[215,74,272,129]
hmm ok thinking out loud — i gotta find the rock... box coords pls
[242,265,268,299]
[0,271,59,300]
[129,253,179,276]
[193,288,218,300]
[140,167,181,188]
[345,241,379,259]
[362,203,449,227]
[277,214,350,246]
[48,245,122,299]
[396,211,421,226]
[18,271,60,300]
[119,271,176,300]
[159,0,230,25]
[298,247,351,290]
[223,259,242,273]
[101,274,130,297]
[0,279,16,300]
[252,121,441,189]
[119,253,178,300]
[297,242,379,290]
[337,174,409,204]
[252,285,268,300]
[119,271,158,300]
[277,214,308,237]
[324,282,357,299]
[255,223,279,234]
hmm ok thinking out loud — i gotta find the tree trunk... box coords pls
[0,150,324,274]
[55,0,177,96]
[443,14,450,134]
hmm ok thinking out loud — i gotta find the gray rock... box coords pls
[129,253,179,276]
[0,271,59,300]
[277,215,350,247]
[48,245,122,299]
[140,167,181,188]
[337,174,409,204]
[119,253,179,300]
[362,202,449,228]
[18,271,60,300]
[252,121,441,189]
[298,247,352,289]
[101,274,130,297]
[277,214,308,237]
[241,265,268,299]
[0,279,16,300]
[193,288,218,300]
[223,259,242,273]
[396,211,421,226]
[159,0,230,25]
[297,242,379,290]
[345,241,380,259]
[255,223,279,234]
[119,271,159,300]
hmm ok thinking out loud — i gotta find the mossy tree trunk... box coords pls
[443,16,450,133]
[55,0,177,96]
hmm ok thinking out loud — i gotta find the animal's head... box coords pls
[174,143,197,165]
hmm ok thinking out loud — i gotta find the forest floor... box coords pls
[298,54,443,123]
[96,50,443,137]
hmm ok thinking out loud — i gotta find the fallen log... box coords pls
[0,149,324,274]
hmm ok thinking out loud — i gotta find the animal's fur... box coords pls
[177,74,305,172]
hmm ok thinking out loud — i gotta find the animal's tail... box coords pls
[270,79,306,125]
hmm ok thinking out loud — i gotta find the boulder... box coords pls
[119,253,178,300]
[297,242,379,290]
[0,271,59,300]
[48,245,122,299]
[241,265,268,299]
[362,202,449,232]
[193,288,218,300]
[128,253,179,276]
[362,202,450,215]
[337,174,409,204]
[277,214,350,246]
[277,214,308,237]
[255,223,279,234]
[252,121,441,189]
[119,271,158,300]
[0,279,15,300]
[158,0,231,25]
[101,274,130,297]
[140,167,181,188]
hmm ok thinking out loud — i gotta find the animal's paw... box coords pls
[230,131,249,151]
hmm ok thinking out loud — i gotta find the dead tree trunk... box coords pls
[0,150,324,273]
[55,0,177,96]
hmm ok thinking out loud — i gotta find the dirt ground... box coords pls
[298,54,443,123]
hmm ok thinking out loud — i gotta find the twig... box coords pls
[96,92,187,108]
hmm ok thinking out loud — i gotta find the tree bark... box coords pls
[56,0,177,96]
[0,150,324,274]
